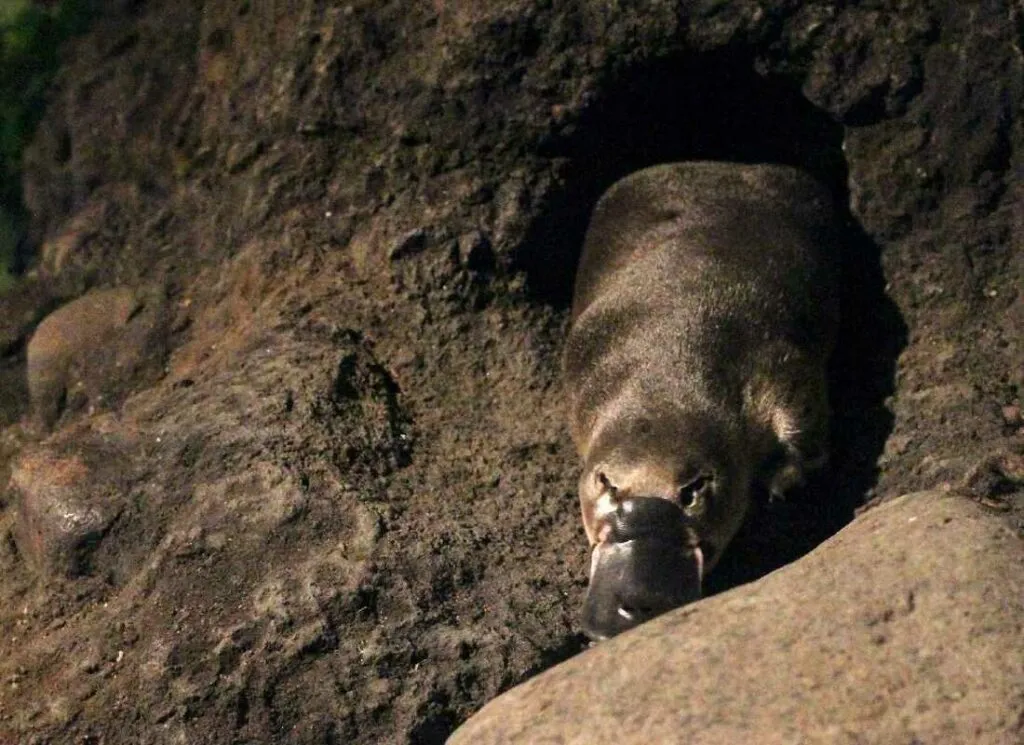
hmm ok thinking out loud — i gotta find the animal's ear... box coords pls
[597,471,618,494]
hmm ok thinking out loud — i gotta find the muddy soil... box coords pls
[0,1,1021,743]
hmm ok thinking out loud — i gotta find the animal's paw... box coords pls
[766,446,827,501]
[768,462,803,502]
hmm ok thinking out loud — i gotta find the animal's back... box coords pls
[565,162,839,449]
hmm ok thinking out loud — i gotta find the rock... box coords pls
[389,228,428,260]
[8,438,129,577]
[959,446,1024,507]
[38,200,110,277]
[802,6,933,124]
[26,287,167,428]
[449,491,1024,745]
[458,230,495,273]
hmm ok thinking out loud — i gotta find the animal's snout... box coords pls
[599,493,690,543]
[582,497,702,641]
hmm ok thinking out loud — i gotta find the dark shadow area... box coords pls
[1,1,96,280]
[706,222,907,594]
[518,50,848,307]
[520,49,907,597]
[0,352,28,428]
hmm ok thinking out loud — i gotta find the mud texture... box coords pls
[0,1,1022,743]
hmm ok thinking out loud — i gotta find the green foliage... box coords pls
[0,0,93,291]
[0,1,30,26]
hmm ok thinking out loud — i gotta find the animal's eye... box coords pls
[597,471,618,495]
[678,475,712,510]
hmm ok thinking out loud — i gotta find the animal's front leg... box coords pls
[761,369,831,501]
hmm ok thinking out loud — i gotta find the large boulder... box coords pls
[450,490,1024,745]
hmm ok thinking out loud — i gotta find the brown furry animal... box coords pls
[564,162,840,639]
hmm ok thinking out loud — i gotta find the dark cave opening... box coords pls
[520,50,907,597]
[518,50,849,308]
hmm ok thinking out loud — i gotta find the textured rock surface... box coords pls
[9,426,132,577]
[450,490,1024,745]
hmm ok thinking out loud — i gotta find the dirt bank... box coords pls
[0,1,1021,743]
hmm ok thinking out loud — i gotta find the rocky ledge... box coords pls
[451,490,1024,745]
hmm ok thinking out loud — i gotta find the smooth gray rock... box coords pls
[449,491,1024,745]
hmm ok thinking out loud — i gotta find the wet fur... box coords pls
[565,162,840,570]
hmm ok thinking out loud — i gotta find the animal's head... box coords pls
[578,413,752,639]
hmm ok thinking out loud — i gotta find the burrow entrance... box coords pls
[518,50,907,596]
[518,51,849,307]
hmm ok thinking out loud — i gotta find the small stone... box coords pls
[880,434,913,464]
[9,444,126,577]
[458,230,495,273]
[78,648,102,675]
[388,228,428,260]
[39,200,108,275]
[1001,404,1021,427]
[463,183,494,206]
[224,140,265,173]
